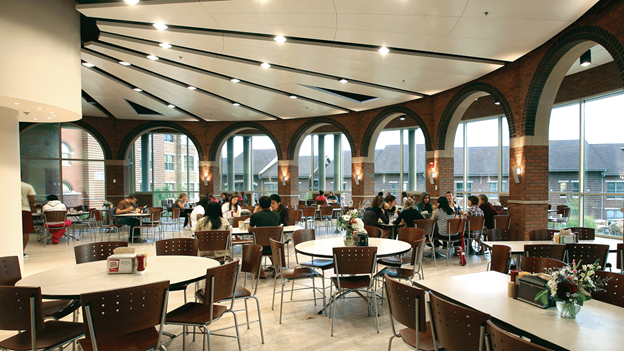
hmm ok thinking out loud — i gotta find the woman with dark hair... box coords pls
[417,191,433,216]
[394,198,423,227]
[383,194,397,217]
[190,196,210,232]
[363,195,390,238]
[431,196,457,246]
[196,202,231,232]
[222,195,241,219]
[465,196,484,217]
[401,191,409,206]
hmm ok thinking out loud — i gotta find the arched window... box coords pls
[62,181,73,193]
[61,142,72,166]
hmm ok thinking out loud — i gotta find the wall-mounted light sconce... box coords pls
[513,166,522,184]
[355,174,361,186]
[282,176,288,186]
[580,50,592,67]
[203,172,210,186]
[428,161,436,185]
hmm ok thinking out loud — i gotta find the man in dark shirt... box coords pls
[478,194,498,229]
[115,194,139,242]
[269,194,290,226]
[250,196,281,227]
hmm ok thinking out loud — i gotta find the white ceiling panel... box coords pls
[333,0,469,16]
[209,12,337,39]
[461,0,600,22]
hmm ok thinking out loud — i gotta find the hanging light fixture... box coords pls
[580,50,592,67]
[494,99,500,105]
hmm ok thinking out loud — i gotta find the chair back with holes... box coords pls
[527,229,558,241]
[446,218,464,236]
[428,291,490,351]
[301,207,316,219]
[490,245,511,274]
[414,219,435,237]
[44,210,67,226]
[95,209,105,222]
[397,227,425,242]
[521,257,568,273]
[320,206,333,217]
[0,256,21,286]
[195,231,231,253]
[332,246,377,275]
[561,207,571,219]
[524,244,566,260]
[80,281,169,345]
[486,228,524,241]
[74,242,129,264]
[230,216,251,228]
[411,237,426,267]
[203,260,239,313]
[0,286,44,331]
[250,226,283,247]
[293,229,315,246]
[493,214,510,229]
[465,216,485,236]
[485,320,551,351]
[592,270,624,308]
[269,239,288,274]
[565,243,609,266]
[617,243,624,271]
[289,210,303,225]
[565,227,595,240]
[155,238,198,256]
[171,208,180,220]
[148,207,163,214]
[385,275,426,333]
[241,245,263,277]
[364,225,380,238]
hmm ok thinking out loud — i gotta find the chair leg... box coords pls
[252,296,265,344]
[279,280,286,324]
[244,298,250,329]
[331,286,338,337]
[230,310,243,351]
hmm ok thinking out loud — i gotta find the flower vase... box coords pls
[343,232,356,246]
[556,301,582,319]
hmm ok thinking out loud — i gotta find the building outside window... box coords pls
[374,128,426,195]
[165,154,175,171]
[164,134,173,142]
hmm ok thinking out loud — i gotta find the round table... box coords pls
[17,256,220,299]
[295,237,411,259]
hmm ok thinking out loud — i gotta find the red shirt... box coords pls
[316,195,327,202]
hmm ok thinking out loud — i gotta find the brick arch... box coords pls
[116,121,204,160]
[360,106,432,158]
[19,121,113,160]
[286,117,356,160]
[523,25,624,137]
[435,82,515,151]
[208,122,282,162]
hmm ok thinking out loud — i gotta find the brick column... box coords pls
[278,160,299,207]
[199,161,220,196]
[351,157,375,207]
[105,160,129,205]
[508,137,549,234]
[425,151,454,201]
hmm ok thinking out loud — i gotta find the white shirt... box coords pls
[21,182,36,211]
[221,203,240,219]
[190,205,205,232]
[42,200,67,212]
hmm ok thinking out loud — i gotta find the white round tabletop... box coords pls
[295,237,411,258]
[17,256,220,299]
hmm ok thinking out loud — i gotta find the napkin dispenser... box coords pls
[517,275,554,308]
[356,233,368,246]
[107,253,137,274]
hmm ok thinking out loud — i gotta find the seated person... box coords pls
[383,194,397,217]
[270,194,290,226]
[316,190,328,205]
[175,193,190,228]
[190,196,210,233]
[393,198,423,227]
[250,196,281,228]
[465,196,484,217]
[222,195,241,219]
[115,194,139,242]
[446,191,463,216]
[478,194,498,229]
[326,191,339,204]
[363,195,390,238]
[195,202,232,260]
[220,193,229,204]
[431,196,457,247]
[417,191,433,216]
[42,195,72,245]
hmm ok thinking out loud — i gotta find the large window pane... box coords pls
[61,125,104,160]
[20,124,60,159]
[502,117,510,192]
[454,123,464,201]
[548,103,580,208]
[466,118,499,201]
[62,160,105,208]
[375,130,400,195]
[20,159,61,203]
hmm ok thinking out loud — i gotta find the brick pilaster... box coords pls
[199,161,220,196]
[105,160,129,205]
[351,158,375,207]
[425,151,454,201]
[277,161,299,207]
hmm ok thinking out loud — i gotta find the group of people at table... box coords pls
[363,191,500,248]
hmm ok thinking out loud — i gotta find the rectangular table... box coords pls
[482,237,620,254]
[414,271,624,351]
[232,225,303,235]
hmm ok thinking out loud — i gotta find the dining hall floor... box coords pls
[9,226,620,351]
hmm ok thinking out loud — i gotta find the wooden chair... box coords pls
[80,281,169,351]
[156,238,198,256]
[230,215,251,229]
[527,229,558,241]
[0,256,80,321]
[485,228,525,242]
[485,320,552,351]
[385,275,436,351]
[250,226,284,271]
[293,229,334,276]
[74,241,129,264]
[428,291,490,351]
[524,244,566,261]
[270,239,325,324]
[493,214,511,229]
[166,260,242,351]
[521,257,568,273]
[464,216,485,254]
[132,210,162,245]
[617,243,624,272]
[301,206,317,228]
[376,238,426,299]
[548,206,570,229]
[0,286,84,351]
[438,218,464,266]
[318,206,334,232]
[377,228,425,280]
[330,246,379,337]
[43,210,71,246]
[289,209,303,226]
[488,245,511,274]
[365,225,381,238]
[564,243,609,267]
[196,245,265,345]
[161,207,181,236]
[195,231,232,263]
[565,227,595,240]
[592,270,624,308]
[415,219,437,266]
[94,209,123,242]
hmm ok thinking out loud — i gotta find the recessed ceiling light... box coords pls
[167,104,175,108]
[494,99,500,105]
[50,112,54,114]
[33,118,38,121]
[378,47,390,54]
[159,42,172,49]
[230,78,240,83]
[125,0,139,4]
[232,102,240,106]
[339,79,348,84]
[133,88,143,92]
[119,61,131,66]
[260,62,271,68]
[187,86,197,90]
[289,95,297,99]
[14,102,20,105]
[274,35,287,43]
[580,50,592,67]
[153,22,168,30]
[399,115,406,121]
[37,107,42,110]
[52,115,57,117]
[82,62,95,68]
[146,55,159,60]
[47,117,52,120]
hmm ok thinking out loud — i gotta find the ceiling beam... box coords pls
[81,89,116,119]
